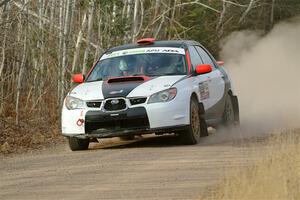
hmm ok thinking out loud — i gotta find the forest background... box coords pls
[0,0,299,152]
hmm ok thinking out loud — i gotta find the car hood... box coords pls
[68,75,185,101]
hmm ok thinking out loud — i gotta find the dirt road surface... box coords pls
[0,131,263,200]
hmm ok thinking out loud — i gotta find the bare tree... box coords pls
[131,0,139,42]
[72,13,87,73]
[239,0,255,23]
[60,0,73,104]
[270,0,276,28]
[82,0,95,75]
[15,0,28,125]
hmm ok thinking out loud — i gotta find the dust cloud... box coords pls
[220,17,300,134]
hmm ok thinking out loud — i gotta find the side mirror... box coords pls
[72,74,84,83]
[216,61,224,66]
[195,64,212,75]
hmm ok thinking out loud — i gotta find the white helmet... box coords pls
[119,59,128,71]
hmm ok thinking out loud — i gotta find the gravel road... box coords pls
[0,130,261,200]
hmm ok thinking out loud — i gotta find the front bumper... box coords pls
[62,97,190,137]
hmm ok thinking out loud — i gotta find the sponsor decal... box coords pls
[109,90,124,95]
[100,47,185,60]
[199,81,210,100]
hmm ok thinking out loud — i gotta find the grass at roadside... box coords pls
[201,129,300,200]
[0,117,63,155]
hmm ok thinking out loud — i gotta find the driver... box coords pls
[118,59,130,76]
[118,56,142,76]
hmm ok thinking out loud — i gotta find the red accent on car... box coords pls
[107,76,151,83]
[76,119,84,126]
[185,50,192,73]
[72,74,84,83]
[216,61,224,66]
[137,38,155,45]
[195,64,212,75]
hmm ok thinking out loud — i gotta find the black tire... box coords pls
[119,135,135,141]
[67,137,89,151]
[200,116,209,137]
[222,94,239,126]
[180,98,202,145]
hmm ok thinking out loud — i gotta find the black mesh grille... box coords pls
[85,107,150,133]
[86,101,102,108]
[104,99,126,111]
[85,118,149,133]
[130,98,147,105]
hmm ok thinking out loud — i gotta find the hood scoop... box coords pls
[107,76,149,83]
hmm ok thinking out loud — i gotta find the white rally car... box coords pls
[62,38,239,151]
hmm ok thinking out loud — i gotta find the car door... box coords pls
[194,46,226,118]
[188,46,212,110]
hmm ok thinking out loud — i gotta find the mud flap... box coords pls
[199,103,208,137]
[90,138,99,143]
[231,95,240,125]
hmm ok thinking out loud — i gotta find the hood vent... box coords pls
[107,76,148,83]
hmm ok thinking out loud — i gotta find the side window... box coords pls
[195,46,216,69]
[188,46,203,70]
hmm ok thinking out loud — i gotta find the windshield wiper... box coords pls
[147,73,182,76]
[163,73,182,75]
[131,73,145,76]
[86,78,103,82]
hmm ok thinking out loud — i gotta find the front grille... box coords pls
[85,118,149,133]
[86,101,102,108]
[85,107,150,133]
[104,98,126,111]
[130,97,147,105]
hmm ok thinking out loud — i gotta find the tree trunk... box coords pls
[82,0,95,75]
[154,0,160,18]
[58,0,65,104]
[60,0,73,105]
[239,0,254,23]
[72,13,87,73]
[216,0,226,38]
[131,0,139,42]
[0,3,9,78]
[270,0,275,29]
[168,0,177,39]
[15,0,28,125]
[123,0,132,43]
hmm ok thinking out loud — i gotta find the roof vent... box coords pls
[137,38,155,45]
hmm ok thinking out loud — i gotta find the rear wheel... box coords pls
[222,94,239,126]
[180,98,202,144]
[67,137,89,151]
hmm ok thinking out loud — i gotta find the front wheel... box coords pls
[180,98,202,145]
[67,137,90,151]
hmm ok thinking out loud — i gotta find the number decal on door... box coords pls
[199,82,210,100]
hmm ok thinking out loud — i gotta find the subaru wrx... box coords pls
[62,38,239,151]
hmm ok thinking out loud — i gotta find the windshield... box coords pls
[86,53,187,82]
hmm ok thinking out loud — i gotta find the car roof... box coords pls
[106,40,203,53]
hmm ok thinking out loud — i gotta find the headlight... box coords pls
[148,88,177,104]
[65,96,85,110]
